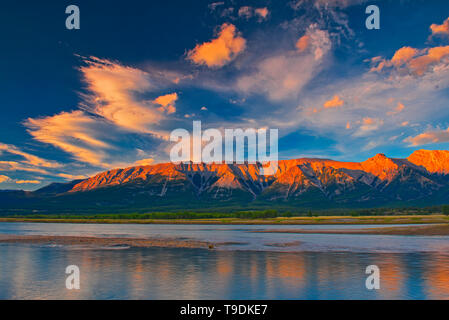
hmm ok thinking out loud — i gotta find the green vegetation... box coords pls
[442,205,449,216]
[3,210,281,220]
[2,205,449,221]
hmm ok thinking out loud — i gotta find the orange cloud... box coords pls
[371,45,449,75]
[391,47,420,67]
[0,143,61,169]
[405,128,449,146]
[0,175,10,183]
[323,95,344,108]
[15,180,40,184]
[408,46,449,75]
[153,93,178,115]
[255,7,269,20]
[0,161,50,174]
[25,111,112,167]
[296,35,310,53]
[363,118,374,125]
[387,102,405,116]
[24,57,175,169]
[80,57,164,133]
[187,23,246,68]
[297,25,331,60]
[430,17,449,35]
[134,158,154,166]
[354,117,384,136]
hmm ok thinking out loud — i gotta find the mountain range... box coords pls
[2,149,449,214]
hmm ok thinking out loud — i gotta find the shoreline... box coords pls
[254,223,449,236]
[0,215,448,226]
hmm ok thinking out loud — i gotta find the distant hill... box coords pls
[2,150,449,214]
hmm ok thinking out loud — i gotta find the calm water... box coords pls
[0,222,449,299]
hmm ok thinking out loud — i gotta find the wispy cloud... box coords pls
[25,110,113,167]
[15,180,40,185]
[80,57,166,134]
[236,25,331,102]
[238,6,269,21]
[0,143,61,168]
[0,161,50,174]
[405,127,449,146]
[23,57,179,172]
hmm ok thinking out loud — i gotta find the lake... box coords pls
[0,222,448,299]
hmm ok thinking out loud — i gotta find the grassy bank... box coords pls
[1,215,449,225]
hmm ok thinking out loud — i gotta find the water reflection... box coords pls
[1,244,448,300]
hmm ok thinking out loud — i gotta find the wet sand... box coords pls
[0,234,216,249]
[253,224,449,236]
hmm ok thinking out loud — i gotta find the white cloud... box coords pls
[236,25,331,101]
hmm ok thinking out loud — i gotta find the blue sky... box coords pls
[1,0,449,190]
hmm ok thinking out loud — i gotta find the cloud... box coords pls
[153,93,178,115]
[25,110,113,167]
[0,161,50,174]
[238,6,252,19]
[208,2,224,11]
[255,8,269,20]
[290,0,367,10]
[80,57,166,134]
[0,143,61,169]
[238,7,269,21]
[391,47,420,67]
[236,25,331,101]
[296,35,310,53]
[324,95,344,108]
[133,158,154,166]
[430,17,449,35]
[298,25,332,61]
[372,45,449,76]
[408,46,449,75]
[23,57,179,171]
[355,117,384,136]
[405,127,449,146]
[187,23,246,68]
[386,102,405,116]
[0,174,41,185]
[15,180,40,184]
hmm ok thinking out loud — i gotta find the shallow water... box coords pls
[0,222,449,299]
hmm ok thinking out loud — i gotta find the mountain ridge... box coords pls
[2,149,449,213]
